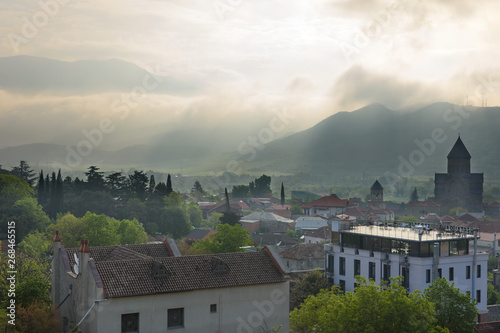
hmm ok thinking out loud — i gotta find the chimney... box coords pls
[78,239,90,277]
[51,231,62,305]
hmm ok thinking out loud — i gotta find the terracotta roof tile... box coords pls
[95,252,285,298]
[302,194,354,209]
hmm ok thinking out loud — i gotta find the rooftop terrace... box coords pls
[339,224,476,242]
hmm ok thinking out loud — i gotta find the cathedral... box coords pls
[433,136,483,212]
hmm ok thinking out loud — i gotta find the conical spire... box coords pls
[447,136,471,159]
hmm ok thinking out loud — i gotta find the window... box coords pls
[327,255,334,273]
[426,269,431,283]
[168,308,184,329]
[339,257,345,276]
[466,266,471,279]
[369,262,376,281]
[210,304,217,313]
[383,264,391,282]
[477,290,481,303]
[122,313,139,333]
[477,265,482,278]
[449,267,454,281]
[339,280,345,292]
[437,268,442,278]
[354,259,360,277]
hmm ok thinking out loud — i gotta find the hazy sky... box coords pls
[0,0,499,149]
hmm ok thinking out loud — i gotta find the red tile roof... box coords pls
[302,194,354,209]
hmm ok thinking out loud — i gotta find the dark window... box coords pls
[210,304,217,313]
[449,267,454,281]
[339,257,345,276]
[122,313,139,333]
[383,264,391,282]
[466,266,471,279]
[477,290,481,303]
[369,262,376,281]
[327,255,334,273]
[402,266,409,289]
[354,259,360,277]
[426,269,431,283]
[477,265,482,278]
[339,280,345,292]
[168,308,184,329]
[438,268,442,278]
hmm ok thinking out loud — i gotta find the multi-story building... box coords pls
[324,221,489,322]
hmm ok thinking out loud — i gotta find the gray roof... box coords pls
[240,211,294,223]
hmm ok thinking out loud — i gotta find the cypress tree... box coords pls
[225,188,230,213]
[49,172,57,218]
[166,174,173,196]
[37,170,45,205]
[149,175,156,196]
[56,169,63,214]
[281,182,285,206]
[410,187,419,203]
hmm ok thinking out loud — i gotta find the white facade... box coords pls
[88,284,289,333]
[324,225,489,319]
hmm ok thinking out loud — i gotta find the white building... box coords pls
[324,222,489,322]
[301,194,356,217]
[51,232,290,333]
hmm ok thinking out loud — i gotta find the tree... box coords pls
[0,251,51,307]
[85,166,105,191]
[81,212,120,246]
[159,207,190,239]
[154,182,170,199]
[205,212,223,230]
[166,174,173,196]
[11,197,51,241]
[410,187,419,202]
[191,181,205,198]
[187,202,203,228]
[14,301,60,333]
[290,270,330,310]
[290,204,302,215]
[37,170,46,205]
[290,277,446,333]
[116,218,148,245]
[106,172,128,198]
[232,185,249,198]
[11,160,37,186]
[128,170,149,200]
[253,174,271,197]
[45,213,85,248]
[17,276,51,307]
[424,278,477,333]
[193,224,253,254]
[220,211,240,226]
[488,283,500,305]
[18,231,52,258]
[281,182,285,205]
[149,174,156,196]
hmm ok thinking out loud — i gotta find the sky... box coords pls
[0,0,499,150]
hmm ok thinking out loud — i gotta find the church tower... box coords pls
[370,180,384,207]
[434,136,483,212]
[447,135,471,175]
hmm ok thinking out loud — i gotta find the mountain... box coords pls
[1,103,499,178]
[234,102,500,178]
[0,55,202,95]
